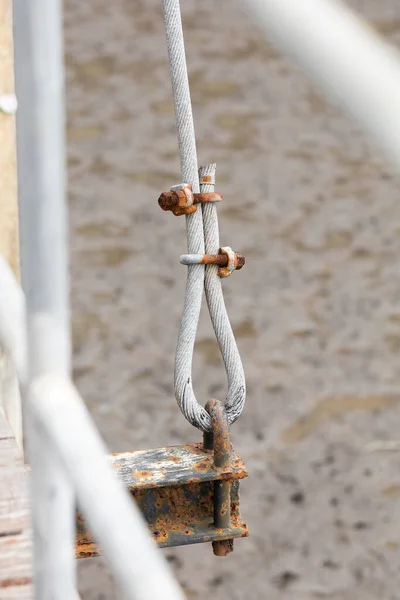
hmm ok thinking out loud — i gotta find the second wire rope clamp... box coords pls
[180,247,245,277]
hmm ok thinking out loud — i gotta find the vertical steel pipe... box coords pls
[13,0,76,597]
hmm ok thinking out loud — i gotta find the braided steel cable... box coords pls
[162,0,245,432]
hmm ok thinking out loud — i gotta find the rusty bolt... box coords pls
[212,538,234,556]
[158,184,222,216]
[180,248,245,276]
[205,399,234,557]
[158,183,196,216]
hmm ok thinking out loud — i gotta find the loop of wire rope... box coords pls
[162,0,246,432]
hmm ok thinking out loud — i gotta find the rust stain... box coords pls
[193,459,209,472]
[282,395,400,444]
[76,431,248,557]
[198,251,245,270]
[132,470,152,479]
[76,475,247,558]
[205,399,234,556]
[206,399,230,469]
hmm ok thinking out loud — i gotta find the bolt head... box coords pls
[158,192,177,211]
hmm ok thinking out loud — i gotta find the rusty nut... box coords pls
[218,247,243,277]
[158,184,223,216]
[158,184,196,216]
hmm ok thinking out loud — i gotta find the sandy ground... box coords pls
[64,1,400,598]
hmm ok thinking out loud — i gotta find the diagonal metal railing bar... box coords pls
[240,0,400,170]
[0,255,184,599]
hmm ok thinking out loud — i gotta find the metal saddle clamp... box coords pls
[180,247,245,278]
[159,184,245,277]
[76,399,248,557]
[158,183,223,216]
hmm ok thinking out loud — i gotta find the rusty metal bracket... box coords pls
[76,400,248,557]
[158,183,223,216]
[205,399,234,556]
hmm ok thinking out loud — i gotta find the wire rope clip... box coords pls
[180,246,245,277]
[158,183,222,216]
[75,399,248,557]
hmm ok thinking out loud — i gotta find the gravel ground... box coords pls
[65,1,400,598]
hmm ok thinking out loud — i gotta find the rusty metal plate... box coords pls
[76,442,248,558]
[111,442,247,487]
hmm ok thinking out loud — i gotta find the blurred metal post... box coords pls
[239,0,400,170]
[0,0,23,453]
[13,0,77,597]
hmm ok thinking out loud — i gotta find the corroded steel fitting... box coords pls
[180,246,245,277]
[76,400,248,557]
[158,183,222,216]
[205,399,234,557]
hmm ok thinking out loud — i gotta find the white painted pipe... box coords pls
[30,374,185,600]
[0,256,27,452]
[0,256,28,387]
[239,0,400,169]
[13,0,76,597]
[13,0,71,374]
